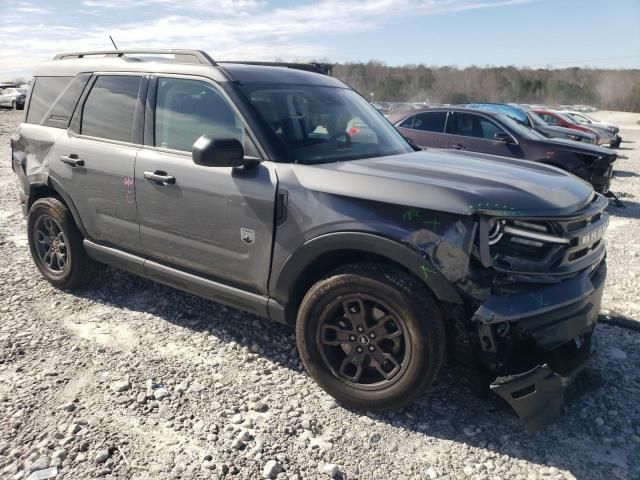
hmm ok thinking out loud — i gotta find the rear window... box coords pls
[26,76,72,124]
[80,75,142,143]
[413,112,447,133]
[43,74,91,128]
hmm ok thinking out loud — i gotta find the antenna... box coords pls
[109,35,118,50]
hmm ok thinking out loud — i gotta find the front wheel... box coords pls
[27,197,98,289]
[296,264,446,410]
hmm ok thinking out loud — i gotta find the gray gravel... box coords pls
[1,108,639,480]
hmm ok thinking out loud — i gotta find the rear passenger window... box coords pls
[26,76,72,124]
[154,77,244,152]
[81,75,142,143]
[413,112,447,133]
[43,74,90,128]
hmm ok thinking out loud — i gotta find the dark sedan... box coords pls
[388,107,617,193]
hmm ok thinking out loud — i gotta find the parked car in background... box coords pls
[0,86,28,110]
[527,110,597,143]
[462,103,597,143]
[532,108,618,147]
[389,107,616,193]
[560,110,621,148]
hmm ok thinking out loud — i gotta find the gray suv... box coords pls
[11,50,609,432]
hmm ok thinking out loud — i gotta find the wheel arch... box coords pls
[27,178,89,239]
[269,232,463,325]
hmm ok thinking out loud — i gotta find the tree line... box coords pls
[331,62,640,112]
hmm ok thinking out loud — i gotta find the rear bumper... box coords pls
[474,259,606,431]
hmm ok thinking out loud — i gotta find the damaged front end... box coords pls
[467,193,608,431]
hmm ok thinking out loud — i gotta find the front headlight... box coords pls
[488,219,505,245]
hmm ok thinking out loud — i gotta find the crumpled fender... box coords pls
[271,231,464,308]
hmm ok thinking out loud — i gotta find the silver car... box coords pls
[559,110,620,147]
[0,87,28,110]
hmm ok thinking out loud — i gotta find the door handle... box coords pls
[452,144,465,150]
[144,170,176,185]
[60,154,85,167]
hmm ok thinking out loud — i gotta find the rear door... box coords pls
[396,111,449,148]
[134,75,277,294]
[51,73,147,252]
[445,111,522,158]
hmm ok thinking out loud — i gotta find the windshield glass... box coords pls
[528,111,547,127]
[239,84,413,164]
[555,112,578,125]
[496,113,547,140]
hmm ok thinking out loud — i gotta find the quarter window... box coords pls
[26,76,72,124]
[398,115,415,129]
[81,75,142,143]
[43,73,91,128]
[413,112,447,133]
[154,77,244,152]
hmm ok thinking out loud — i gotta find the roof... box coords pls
[217,62,345,87]
[34,49,343,87]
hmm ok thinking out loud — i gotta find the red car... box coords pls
[532,109,601,144]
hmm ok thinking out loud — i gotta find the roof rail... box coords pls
[220,61,333,76]
[53,49,216,66]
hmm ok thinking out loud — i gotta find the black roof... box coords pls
[217,62,345,87]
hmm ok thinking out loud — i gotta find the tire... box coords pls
[27,197,98,289]
[296,263,446,411]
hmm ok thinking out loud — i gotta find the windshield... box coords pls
[496,113,547,140]
[239,84,413,164]
[567,112,589,123]
[528,111,547,127]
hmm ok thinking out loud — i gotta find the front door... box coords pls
[135,76,277,294]
[445,111,523,158]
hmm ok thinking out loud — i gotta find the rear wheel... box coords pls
[27,197,98,289]
[296,264,445,410]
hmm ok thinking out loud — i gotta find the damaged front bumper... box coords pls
[473,259,606,432]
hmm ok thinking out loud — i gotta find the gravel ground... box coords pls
[1,108,639,480]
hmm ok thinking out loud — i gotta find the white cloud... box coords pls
[0,0,533,79]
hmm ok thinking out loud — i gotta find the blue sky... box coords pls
[1,0,639,78]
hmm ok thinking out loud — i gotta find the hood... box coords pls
[538,125,594,139]
[537,136,615,156]
[291,150,594,217]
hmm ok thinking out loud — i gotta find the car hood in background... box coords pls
[538,136,616,156]
[291,150,594,217]
[538,125,595,139]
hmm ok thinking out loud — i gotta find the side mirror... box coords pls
[494,132,513,143]
[192,135,256,168]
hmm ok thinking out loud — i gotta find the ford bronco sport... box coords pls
[11,50,608,432]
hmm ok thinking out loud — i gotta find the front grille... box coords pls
[487,194,608,275]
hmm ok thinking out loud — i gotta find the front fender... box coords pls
[270,231,464,307]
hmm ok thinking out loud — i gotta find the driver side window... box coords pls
[154,77,246,153]
[449,112,506,140]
